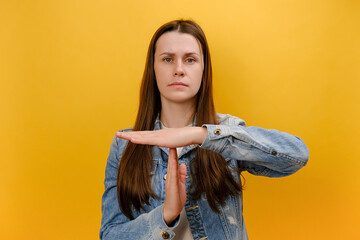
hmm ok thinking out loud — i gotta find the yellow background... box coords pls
[1,0,359,239]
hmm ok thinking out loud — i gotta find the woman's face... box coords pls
[154,31,204,105]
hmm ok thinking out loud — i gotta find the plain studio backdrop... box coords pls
[1,0,359,239]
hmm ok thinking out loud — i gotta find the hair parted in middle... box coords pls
[117,19,243,220]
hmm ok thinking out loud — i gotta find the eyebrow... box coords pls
[159,52,201,57]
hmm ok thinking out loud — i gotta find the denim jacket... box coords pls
[100,113,309,240]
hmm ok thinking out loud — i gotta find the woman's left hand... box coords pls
[116,127,208,148]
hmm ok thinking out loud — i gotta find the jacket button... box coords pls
[164,174,167,180]
[214,129,221,135]
[162,232,170,239]
[270,150,277,156]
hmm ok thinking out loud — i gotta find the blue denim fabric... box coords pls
[100,113,309,240]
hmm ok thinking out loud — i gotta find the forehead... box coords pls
[155,31,202,54]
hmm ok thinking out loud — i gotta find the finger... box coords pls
[130,136,159,145]
[165,148,173,188]
[116,131,146,140]
[131,130,170,146]
[167,148,178,182]
[116,131,133,140]
[178,164,187,184]
[171,148,179,179]
[116,131,157,145]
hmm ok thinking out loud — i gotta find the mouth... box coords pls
[168,81,188,87]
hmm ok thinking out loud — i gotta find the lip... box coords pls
[168,81,188,87]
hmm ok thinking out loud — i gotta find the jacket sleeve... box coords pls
[200,124,309,177]
[100,135,179,240]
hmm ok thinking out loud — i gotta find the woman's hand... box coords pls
[116,127,208,148]
[162,148,187,225]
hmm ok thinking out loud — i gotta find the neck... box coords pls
[160,98,196,128]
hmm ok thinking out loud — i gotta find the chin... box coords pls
[162,94,198,104]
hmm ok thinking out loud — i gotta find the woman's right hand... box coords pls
[163,148,187,226]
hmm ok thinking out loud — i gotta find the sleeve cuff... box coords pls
[149,205,180,239]
[200,124,230,153]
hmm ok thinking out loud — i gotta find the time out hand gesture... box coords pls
[116,127,208,225]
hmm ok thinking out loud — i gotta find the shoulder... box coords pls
[117,126,133,133]
[216,113,246,126]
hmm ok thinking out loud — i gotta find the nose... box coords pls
[174,71,184,77]
[174,61,185,77]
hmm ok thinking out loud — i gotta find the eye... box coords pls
[163,57,172,63]
[185,58,196,63]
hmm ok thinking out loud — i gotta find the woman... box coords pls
[100,19,309,240]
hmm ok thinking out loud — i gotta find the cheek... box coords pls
[191,72,203,94]
[154,64,170,82]
[195,67,204,84]
[154,65,164,86]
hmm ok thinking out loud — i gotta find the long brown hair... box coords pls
[117,19,242,219]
